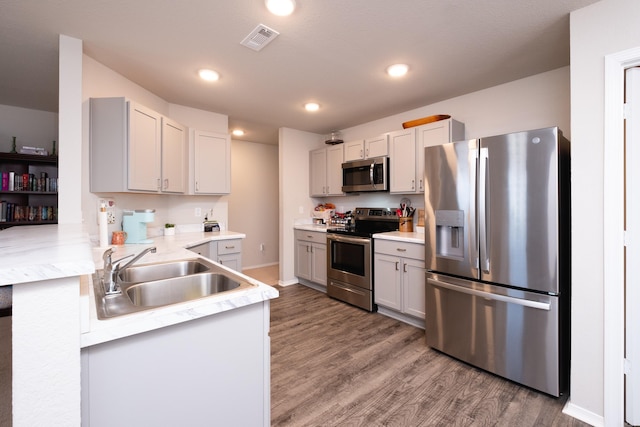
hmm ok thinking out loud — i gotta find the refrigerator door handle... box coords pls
[427,278,551,311]
[479,147,490,273]
[469,145,479,270]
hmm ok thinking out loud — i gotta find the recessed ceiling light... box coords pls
[232,129,245,137]
[386,63,409,78]
[266,0,296,16]
[199,69,219,82]
[305,102,320,112]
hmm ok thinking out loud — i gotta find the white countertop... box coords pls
[373,231,425,244]
[82,230,278,348]
[0,224,96,286]
[293,224,328,232]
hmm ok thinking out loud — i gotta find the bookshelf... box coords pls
[0,152,58,229]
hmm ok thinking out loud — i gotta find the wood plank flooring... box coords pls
[270,284,588,427]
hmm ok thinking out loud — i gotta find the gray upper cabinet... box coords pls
[90,97,186,194]
[191,129,231,195]
[309,145,343,197]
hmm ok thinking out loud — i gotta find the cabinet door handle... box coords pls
[163,178,169,189]
[395,261,399,271]
[157,178,161,189]
[225,245,235,249]
[396,248,407,252]
[403,262,407,273]
[411,179,415,190]
[195,181,199,191]
[361,149,364,158]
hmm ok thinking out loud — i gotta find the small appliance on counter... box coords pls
[203,220,220,232]
[122,209,155,244]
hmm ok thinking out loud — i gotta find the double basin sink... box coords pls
[93,257,256,319]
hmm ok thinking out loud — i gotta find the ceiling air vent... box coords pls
[240,24,280,51]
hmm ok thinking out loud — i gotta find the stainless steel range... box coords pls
[326,207,399,311]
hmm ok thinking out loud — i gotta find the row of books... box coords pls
[0,202,57,223]
[1,171,58,192]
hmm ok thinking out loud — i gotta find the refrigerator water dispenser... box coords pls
[435,210,464,260]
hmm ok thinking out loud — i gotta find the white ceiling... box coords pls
[0,0,597,145]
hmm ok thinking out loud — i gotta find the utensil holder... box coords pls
[399,218,413,232]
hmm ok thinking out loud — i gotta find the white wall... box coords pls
[82,56,230,241]
[279,127,324,284]
[340,66,570,142]
[228,139,279,269]
[0,105,58,154]
[568,0,640,424]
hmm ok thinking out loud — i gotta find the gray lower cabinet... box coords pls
[294,230,327,286]
[81,301,270,427]
[374,239,425,319]
[187,238,243,271]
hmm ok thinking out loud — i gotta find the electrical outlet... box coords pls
[97,198,116,224]
[259,243,265,252]
[195,207,202,217]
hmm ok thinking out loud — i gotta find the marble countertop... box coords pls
[0,224,96,286]
[0,225,277,347]
[293,224,329,232]
[82,230,278,348]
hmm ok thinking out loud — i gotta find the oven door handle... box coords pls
[327,234,371,245]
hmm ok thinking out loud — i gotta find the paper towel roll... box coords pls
[99,204,108,247]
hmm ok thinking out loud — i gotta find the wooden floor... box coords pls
[270,284,588,427]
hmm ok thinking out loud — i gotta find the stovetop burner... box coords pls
[327,207,399,237]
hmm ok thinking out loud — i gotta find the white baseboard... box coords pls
[562,399,603,427]
[277,278,299,287]
[242,262,278,270]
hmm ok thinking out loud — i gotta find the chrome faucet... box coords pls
[102,246,157,294]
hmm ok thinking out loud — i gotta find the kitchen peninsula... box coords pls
[0,224,278,427]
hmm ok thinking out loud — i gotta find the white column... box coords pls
[58,34,83,224]
[12,278,81,425]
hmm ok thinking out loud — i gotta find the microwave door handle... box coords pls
[370,162,375,189]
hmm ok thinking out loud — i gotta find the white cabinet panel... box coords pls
[309,146,343,197]
[294,230,327,286]
[365,134,389,158]
[374,239,425,319]
[128,103,161,191]
[90,97,187,194]
[389,128,417,193]
[374,253,402,310]
[161,118,186,193]
[344,139,365,161]
[193,130,230,194]
[344,136,388,161]
[416,118,465,192]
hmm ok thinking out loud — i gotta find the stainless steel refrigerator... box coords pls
[423,127,570,397]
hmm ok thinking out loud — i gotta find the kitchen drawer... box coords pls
[218,239,242,255]
[375,239,424,260]
[294,229,326,244]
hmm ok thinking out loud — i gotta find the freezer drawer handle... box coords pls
[428,278,551,311]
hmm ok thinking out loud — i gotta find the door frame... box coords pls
[603,45,640,426]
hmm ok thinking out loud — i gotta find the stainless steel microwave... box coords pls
[341,157,389,193]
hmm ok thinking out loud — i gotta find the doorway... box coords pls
[625,66,640,426]
[604,46,640,427]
